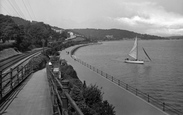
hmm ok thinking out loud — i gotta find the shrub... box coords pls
[83,84,103,107]
[58,59,115,115]
[29,53,49,71]
[69,84,115,115]
[83,84,115,115]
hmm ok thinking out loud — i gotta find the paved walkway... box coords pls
[2,69,52,115]
[60,46,168,115]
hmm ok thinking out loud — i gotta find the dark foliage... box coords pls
[59,60,115,115]
[83,84,103,106]
[60,61,78,79]
[28,53,49,71]
[0,14,68,51]
[69,84,115,115]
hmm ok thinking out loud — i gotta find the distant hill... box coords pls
[69,28,165,40]
[165,36,183,39]
[52,26,64,31]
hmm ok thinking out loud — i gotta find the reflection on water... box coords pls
[75,40,183,112]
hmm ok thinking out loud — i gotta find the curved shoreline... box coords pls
[61,46,169,115]
[70,42,102,56]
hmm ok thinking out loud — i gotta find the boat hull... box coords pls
[124,60,144,64]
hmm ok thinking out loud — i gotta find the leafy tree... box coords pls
[83,84,103,106]
[0,15,18,43]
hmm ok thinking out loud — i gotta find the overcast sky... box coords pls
[1,0,183,36]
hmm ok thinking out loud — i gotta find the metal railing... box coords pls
[73,57,183,115]
[46,64,84,115]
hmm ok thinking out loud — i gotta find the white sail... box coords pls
[129,37,137,59]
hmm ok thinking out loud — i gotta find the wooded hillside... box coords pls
[0,14,68,51]
[70,28,165,40]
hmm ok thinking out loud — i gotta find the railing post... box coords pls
[25,65,27,76]
[30,63,33,73]
[163,103,165,111]
[25,64,28,76]
[17,66,19,84]
[61,80,69,110]
[0,71,2,99]
[10,68,13,89]
[118,79,120,86]
[27,64,29,74]
[148,95,150,102]
[126,84,128,90]
[21,66,24,80]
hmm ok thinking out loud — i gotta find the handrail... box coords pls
[46,64,84,115]
[73,57,183,115]
[47,69,62,115]
[65,92,84,115]
[0,62,33,104]
[0,49,46,101]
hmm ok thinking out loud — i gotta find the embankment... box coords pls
[70,43,102,56]
[0,48,21,61]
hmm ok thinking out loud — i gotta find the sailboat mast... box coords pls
[136,37,138,60]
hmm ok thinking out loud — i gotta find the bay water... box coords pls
[75,40,183,112]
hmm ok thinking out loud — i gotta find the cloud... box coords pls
[112,1,183,36]
[1,0,183,36]
[146,28,183,36]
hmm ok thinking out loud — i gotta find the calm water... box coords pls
[75,40,183,112]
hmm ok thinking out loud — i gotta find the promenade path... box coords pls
[1,69,52,115]
[60,46,168,115]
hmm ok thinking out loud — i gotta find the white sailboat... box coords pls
[124,37,151,64]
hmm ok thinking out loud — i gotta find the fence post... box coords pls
[148,95,150,102]
[26,64,28,75]
[25,65,27,76]
[61,80,69,110]
[21,66,24,80]
[10,68,13,89]
[136,89,137,95]
[0,71,2,99]
[118,79,120,86]
[126,84,128,90]
[31,63,33,73]
[17,66,19,84]
[112,76,113,82]
[163,103,165,111]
